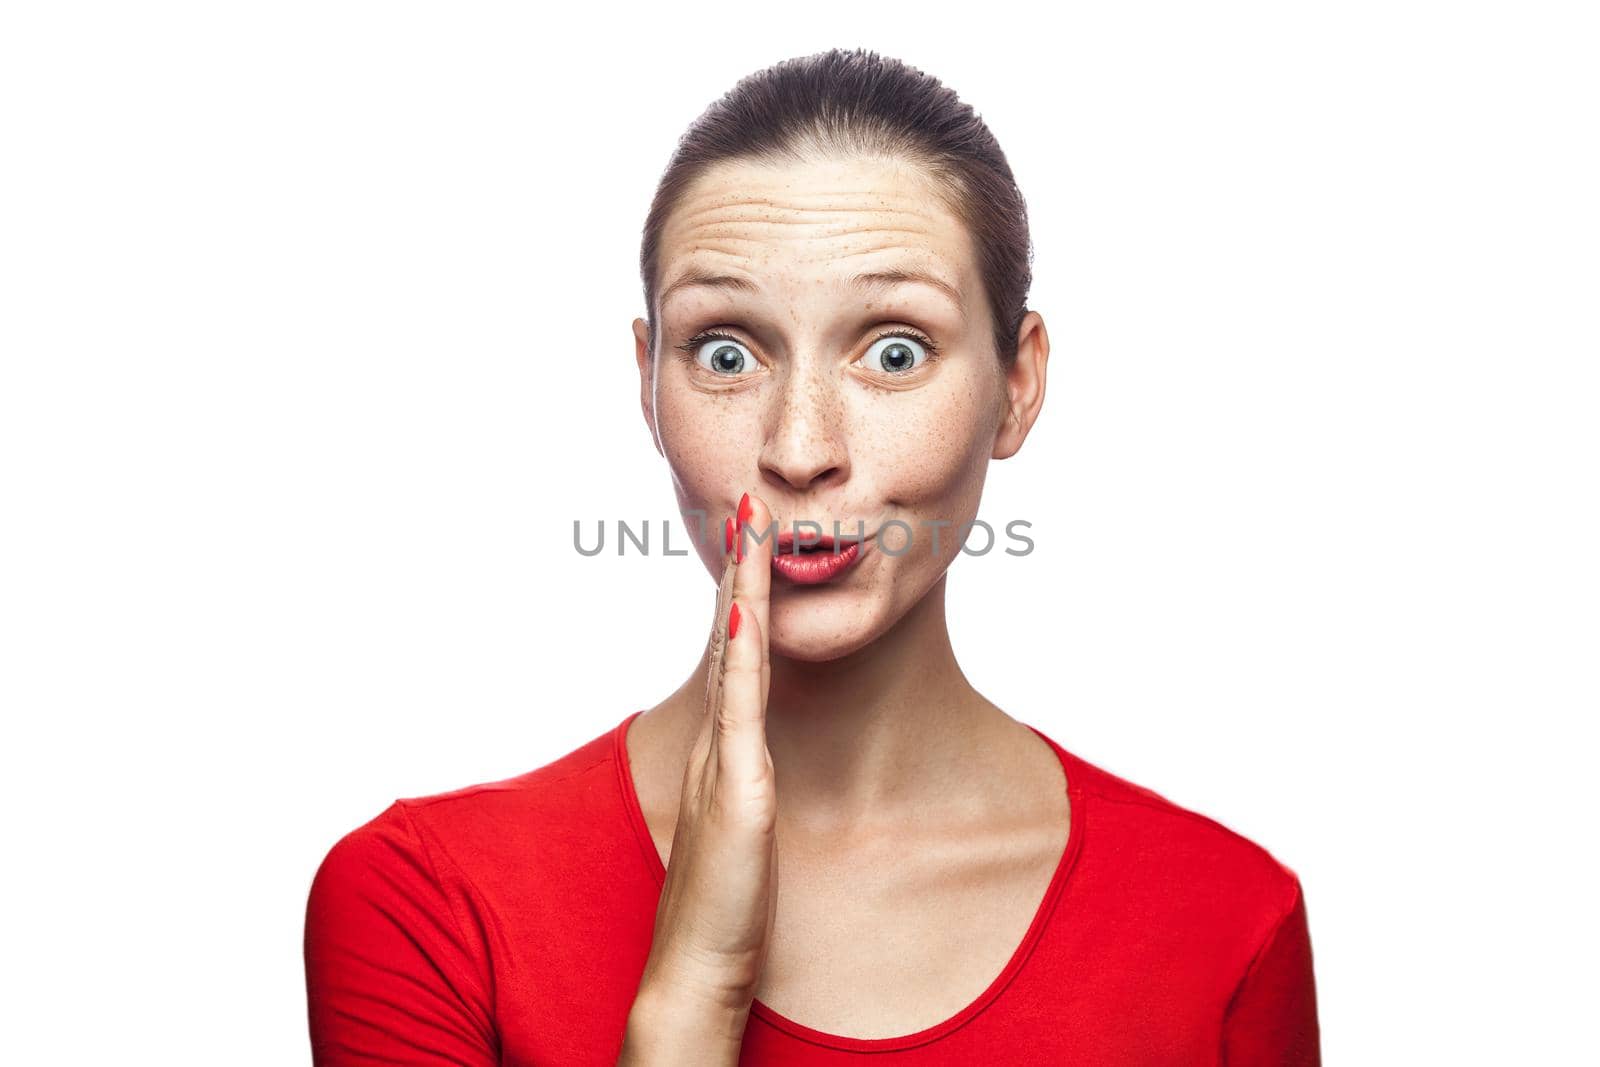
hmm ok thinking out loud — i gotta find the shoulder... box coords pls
[394,718,625,840]
[1045,731,1307,933]
[310,715,632,900]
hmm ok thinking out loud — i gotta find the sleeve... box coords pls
[1220,876,1323,1066]
[303,801,499,1066]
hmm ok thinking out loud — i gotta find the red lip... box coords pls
[769,528,871,585]
[770,540,863,584]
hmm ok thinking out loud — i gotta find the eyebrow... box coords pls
[659,267,965,319]
[849,269,966,318]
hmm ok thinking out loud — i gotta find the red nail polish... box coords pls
[724,516,735,555]
[729,602,741,640]
[735,493,751,563]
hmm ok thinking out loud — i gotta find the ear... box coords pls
[633,317,664,457]
[992,310,1050,460]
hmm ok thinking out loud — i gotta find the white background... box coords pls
[3,2,1596,1062]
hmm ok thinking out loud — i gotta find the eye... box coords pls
[858,332,935,375]
[679,332,757,376]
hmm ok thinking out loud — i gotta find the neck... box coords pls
[663,574,1005,832]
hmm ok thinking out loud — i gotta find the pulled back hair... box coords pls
[639,47,1034,368]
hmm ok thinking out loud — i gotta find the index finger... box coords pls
[701,555,738,736]
[730,491,772,707]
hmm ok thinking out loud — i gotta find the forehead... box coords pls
[656,156,976,322]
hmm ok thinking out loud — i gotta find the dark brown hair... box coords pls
[639,47,1034,367]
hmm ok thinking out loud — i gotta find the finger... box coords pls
[730,492,773,704]
[698,557,738,769]
[717,594,770,788]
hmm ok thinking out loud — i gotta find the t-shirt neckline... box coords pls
[612,708,1087,1053]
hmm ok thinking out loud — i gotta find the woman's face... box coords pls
[634,154,1040,662]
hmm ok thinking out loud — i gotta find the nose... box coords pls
[757,364,850,492]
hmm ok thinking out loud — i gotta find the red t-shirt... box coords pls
[304,711,1321,1065]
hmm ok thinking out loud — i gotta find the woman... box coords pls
[304,48,1322,1065]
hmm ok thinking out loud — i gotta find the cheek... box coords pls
[655,383,752,496]
[850,376,995,505]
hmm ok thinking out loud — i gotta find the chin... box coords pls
[770,585,911,661]
[769,612,881,663]
[771,632,875,663]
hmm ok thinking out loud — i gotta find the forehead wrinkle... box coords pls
[666,217,948,255]
[666,223,960,269]
[670,189,953,233]
[661,239,970,322]
[684,188,935,205]
[673,202,944,230]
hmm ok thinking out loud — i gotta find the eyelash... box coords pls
[674,326,942,371]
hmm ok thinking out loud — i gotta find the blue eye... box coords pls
[676,328,938,377]
[682,334,756,376]
[861,333,932,374]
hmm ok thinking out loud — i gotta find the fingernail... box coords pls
[724,516,735,556]
[735,495,750,564]
[729,601,741,640]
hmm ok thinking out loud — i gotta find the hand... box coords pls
[620,492,776,1062]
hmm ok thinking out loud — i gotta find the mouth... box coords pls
[769,529,871,585]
